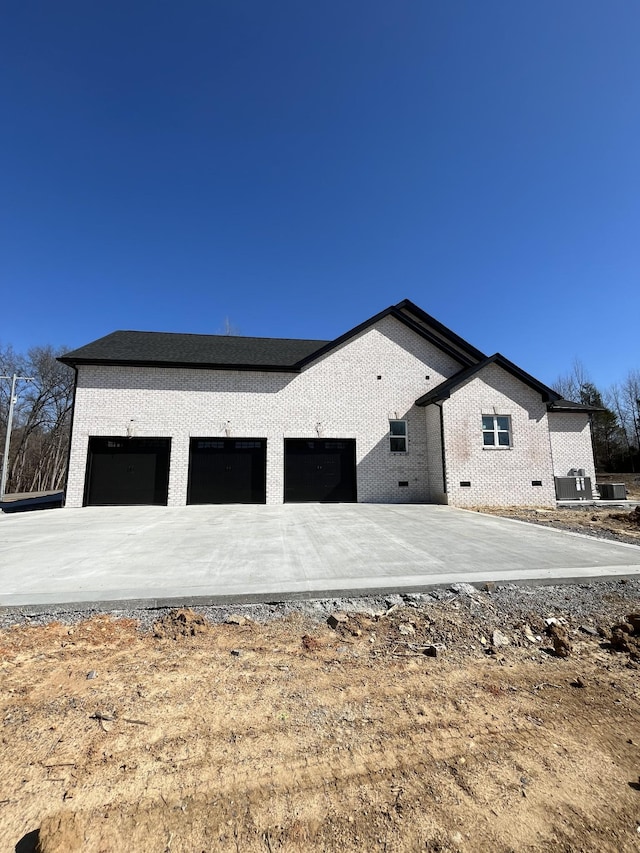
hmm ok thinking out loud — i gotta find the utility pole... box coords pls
[0,373,33,501]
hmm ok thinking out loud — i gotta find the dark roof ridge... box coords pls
[59,299,491,372]
[294,302,479,370]
[108,329,330,344]
[394,299,486,362]
[415,353,562,407]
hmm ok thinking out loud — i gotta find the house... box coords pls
[59,300,598,509]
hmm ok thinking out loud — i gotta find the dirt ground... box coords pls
[476,503,640,546]
[2,588,640,853]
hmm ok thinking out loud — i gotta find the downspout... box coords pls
[437,401,447,498]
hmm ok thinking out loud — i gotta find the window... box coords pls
[389,420,407,452]
[482,415,511,448]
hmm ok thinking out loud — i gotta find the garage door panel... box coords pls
[284,439,356,503]
[187,439,266,504]
[85,438,170,506]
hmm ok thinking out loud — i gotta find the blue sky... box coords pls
[1,1,638,390]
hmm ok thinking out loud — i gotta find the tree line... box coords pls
[553,361,640,473]
[0,345,74,495]
[0,343,638,497]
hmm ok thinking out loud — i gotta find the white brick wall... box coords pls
[65,317,598,509]
[441,363,557,507]
[548,412,596,483]
[66,315,462,507]
[424,404,446,503]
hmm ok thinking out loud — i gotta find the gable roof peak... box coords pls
[415,352,561,407]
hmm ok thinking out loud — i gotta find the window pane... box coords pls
[483,433,495,446]
[496,416,510,431]
[390,420,406,436]
[498,432,510,446]
[390,437,406,452]
[481,416,494,431]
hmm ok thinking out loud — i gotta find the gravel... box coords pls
[1,578,639,634]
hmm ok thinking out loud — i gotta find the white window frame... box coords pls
[389,419,407,453]
[482,414,512,449]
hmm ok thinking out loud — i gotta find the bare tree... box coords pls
[606,383,636,469]
[552,359,592,401]
[0,346,74,495]
[218,317,241,336]
[621,369,640,453]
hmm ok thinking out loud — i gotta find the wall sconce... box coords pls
[315,422,324,438]
[126,419,136,438]
[224,421,232,437]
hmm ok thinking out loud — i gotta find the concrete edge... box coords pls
[2,571,639,617]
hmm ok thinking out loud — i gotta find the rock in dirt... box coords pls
[301,634,321,651]
[579,625,599,636]
[612,622,634,635]
[225,614,248,626]
[547,624,572,658]
[86,670,97,680]
[492,629,510,648]
[398,622,416,636]
[153,608,207,639]
[327,612,349,629]
[626,613,640,632]
[449,582,478,596]
[610,628,632,653]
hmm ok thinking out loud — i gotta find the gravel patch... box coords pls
[1,578,639,636]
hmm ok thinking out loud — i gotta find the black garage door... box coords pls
[84,437,171,506]
[187,438,266,504]
[284,439,357,503]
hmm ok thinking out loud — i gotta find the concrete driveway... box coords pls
[1,504,640,609]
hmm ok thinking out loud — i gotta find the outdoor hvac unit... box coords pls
[597,483,627,500]
[554,476,593,501]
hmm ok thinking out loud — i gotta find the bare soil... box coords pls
[475,504,640,546]
[2,588,640,853]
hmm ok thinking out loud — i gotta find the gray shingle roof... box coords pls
[58,300,489,374]
[59,331,329,371]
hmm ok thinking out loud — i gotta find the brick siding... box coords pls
[66,316,461,507]
[548,412,596,484]
[441,363,557,507]
[65,317,599,509]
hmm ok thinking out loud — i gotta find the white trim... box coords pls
[482,414,512,448]
[389,419,408,453]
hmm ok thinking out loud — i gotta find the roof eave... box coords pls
[547,402,605,413]
[57,357,302,373]
[394,299,487,362]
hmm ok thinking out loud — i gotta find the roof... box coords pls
[547,399,605,413]
[59,299,488,372]
[414,353,562,406]
[59,331,329,372]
